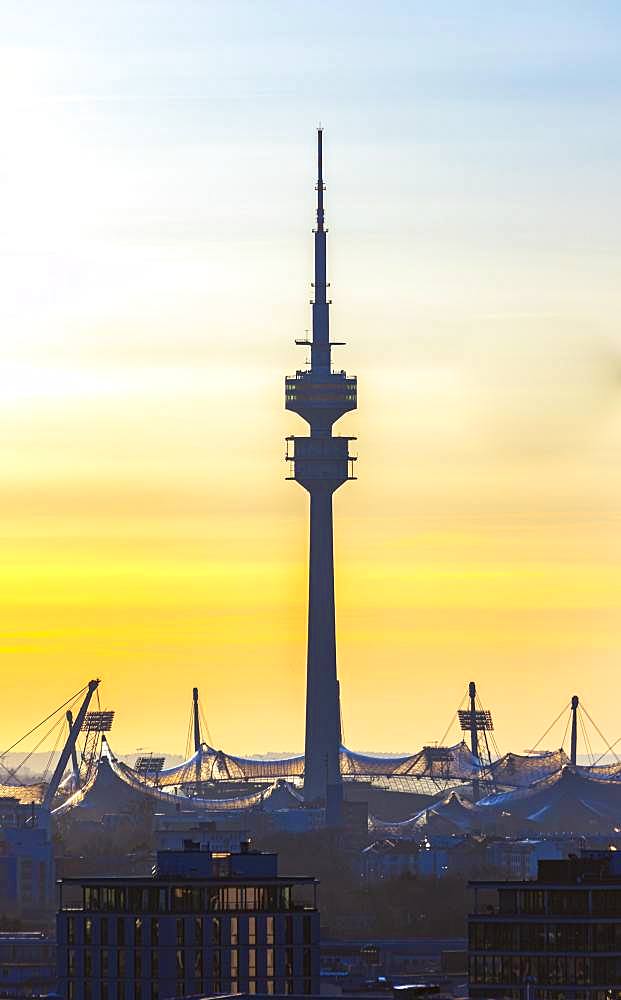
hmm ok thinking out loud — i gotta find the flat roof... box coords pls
[469,879,621,889]
[57,875,318,885]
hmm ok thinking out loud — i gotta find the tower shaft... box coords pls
[285,129,357,808]
[304,490,340,796]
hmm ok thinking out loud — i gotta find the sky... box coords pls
[2,1,621,761]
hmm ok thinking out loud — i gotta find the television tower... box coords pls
[285,129,357,806]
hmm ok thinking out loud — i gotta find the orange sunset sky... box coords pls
[2,2,621,759]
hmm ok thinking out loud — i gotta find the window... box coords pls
[150,919,159,947]
[67,949,76,978]
[286,917,293,945]
[67,917,76,946]
[134,952,142,978]
[231,916,238,946]
[175,950,184,977]
[212,917,221,946]
[176,919,184,947]
[267,948,274,977]
[194,916,203,946]
[150,985,159,1000]
[303,916,312,945]
[101,919,109,946]
[134,918,142,947]
[85,919,93,945]
[248,948,256,978]
[118,950,127,978]
[248,917,256,945]
[151,951,159,978]
[117,919,126,946]
[85,949,93,976]
[285,947,294,978]
[266,916,274,946]
[101,949,110,977]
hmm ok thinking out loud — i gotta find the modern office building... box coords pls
[0,931,56,997]
[56,842,319,1000]
[468,849,621,998]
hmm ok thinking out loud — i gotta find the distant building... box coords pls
[0,798,54,921]
[468,849,621,997]
[56,841,319,1000]
[485,837,584,881]
[153,815,250,854]
[0,931,56,997]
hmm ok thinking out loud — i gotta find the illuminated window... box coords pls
[248,917,256,945]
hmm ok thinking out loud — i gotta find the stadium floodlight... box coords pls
[422,746,454,763]
[135,756,165,774]
[458,709,494,732]
[82,711,115,733]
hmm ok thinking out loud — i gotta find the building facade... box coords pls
[56,843,319,1000]
[0,931,56,997]
[0,798,55,922]
[468,850,621,998]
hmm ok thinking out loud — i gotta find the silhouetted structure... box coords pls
[285,129,357,809]
[469,849,621,996]
[57,841,319,999]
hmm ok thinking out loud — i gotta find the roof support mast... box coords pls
[66,710,80,790]
[43,679,99,808]
[570,695,579,767]
[193,687,201,753]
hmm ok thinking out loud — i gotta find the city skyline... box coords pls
[2,2,621,756]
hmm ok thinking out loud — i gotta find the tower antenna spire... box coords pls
[316,127,325,233]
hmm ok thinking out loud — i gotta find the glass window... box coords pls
[134,918,142,947]
[150,919,159,947]
[249,917,256,946]
[117,919,126,946]
[176,919,184,947]
[67,917,75,946]
[194,917,203,946]
[85,919,93,945]
[266,916,274,946]
[231,917,238,945]
[101,919,109,946]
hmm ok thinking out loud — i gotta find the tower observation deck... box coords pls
[285,129,357,809]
